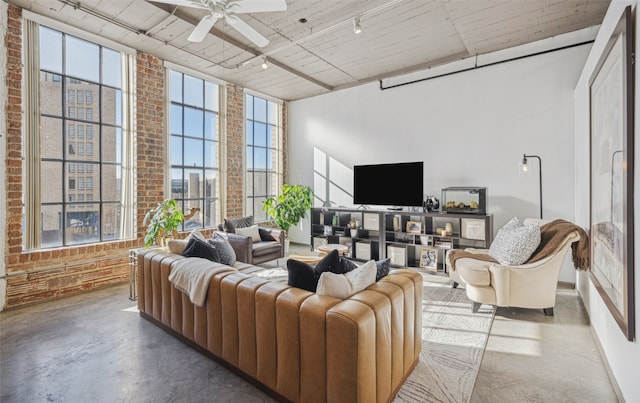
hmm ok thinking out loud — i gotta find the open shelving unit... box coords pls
[310,207,493,274]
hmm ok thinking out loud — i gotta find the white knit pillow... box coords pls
[235,225,261,243]
[316,260,377,299]
[489,217,541,265]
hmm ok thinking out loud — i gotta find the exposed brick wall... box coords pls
[225,84,244,218]
[135,52,166,238]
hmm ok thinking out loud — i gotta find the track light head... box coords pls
[353,17,362,34]
[261,57,268,70]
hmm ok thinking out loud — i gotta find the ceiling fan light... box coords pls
[353,17,362,34]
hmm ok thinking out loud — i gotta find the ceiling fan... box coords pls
[150,0,287,47]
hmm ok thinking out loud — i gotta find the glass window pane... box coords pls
[171,135,183,166]
[102,87,121,125]
[254,147,267,169]
[65,36,99,82]
[267,101,278,124]
[254,122,267,147]
[253,197,267,221]
[102,202,121,240]
[184,138,203,167]
[182,200,202,231]
[204,112,217,140]
[245,94,253,119]
[40,27,63,74]
[170,104,183,135]
[41,161,62,203]
[205,170,218,199]
[183,75,203,107]
[204,140,217,168]
[171,168,184,200]
[246,121,253,145]
[254,97,267,122]
[185,169,203,199]
[41,204,63,248]
[204,198,217,228]
[184,107,203,137]
[40,72,62,116]
[102,126,121,164]
[253,171,267,196]
[102,164,120,202]
[170,70,182,103]
[102,48,121,88]
[66,203,100,245]
[246,146,253,169]
[205,82,218,111]
[41,117,63,159]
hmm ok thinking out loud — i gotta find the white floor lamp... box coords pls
[521,154,543,219]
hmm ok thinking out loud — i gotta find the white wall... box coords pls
[0,2,8,311]
[575,1,640,401]
[288,40,590,283]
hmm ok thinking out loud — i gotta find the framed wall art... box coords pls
[589,6,635,341]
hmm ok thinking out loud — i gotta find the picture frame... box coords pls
[589,6,635,341]
[406,220,422,234]
[419,247,438,271]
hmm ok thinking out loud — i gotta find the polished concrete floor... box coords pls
[1,247,620,402]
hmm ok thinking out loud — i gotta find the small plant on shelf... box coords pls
[143,198,184,248]
[262,184,313,237]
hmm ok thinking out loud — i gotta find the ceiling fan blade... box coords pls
[147,0,210,10]
[226,0,287,14]
[225,14,269,47]
[188,14,219,42]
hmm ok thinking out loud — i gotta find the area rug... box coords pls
[394,277,495,403]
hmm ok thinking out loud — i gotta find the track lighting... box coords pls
[353,17,362,34]
[261,57,268,69]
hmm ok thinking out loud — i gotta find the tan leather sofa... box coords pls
[137,250,423,402]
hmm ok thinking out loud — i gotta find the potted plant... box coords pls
[262,184,313,251]
[143,198,184,248]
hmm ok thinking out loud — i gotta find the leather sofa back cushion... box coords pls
[316,259,377,299]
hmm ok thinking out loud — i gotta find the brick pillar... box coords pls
[225,84,244,218]
[135,52,166,238]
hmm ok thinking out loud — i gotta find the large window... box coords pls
[168,69,221,230]
[23,23,133,249]
[245,94,282,221]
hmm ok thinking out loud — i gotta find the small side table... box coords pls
[128,249,139,301]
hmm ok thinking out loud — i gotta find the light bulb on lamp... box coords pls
[521,154,529,172]
[261,57,268,70]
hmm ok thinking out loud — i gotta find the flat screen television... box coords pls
[353,161,424,207]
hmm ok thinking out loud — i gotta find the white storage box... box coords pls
[363,213,380,231]
[387,245,407,267]
[355,242,371,260]
[461,218,486,241]
[313,237,328,250]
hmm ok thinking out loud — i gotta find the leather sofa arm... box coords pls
[226,233,253,264]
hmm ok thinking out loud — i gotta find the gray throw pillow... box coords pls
[208,232,237,266]
[488,217,541,265]
[223,216,254,233]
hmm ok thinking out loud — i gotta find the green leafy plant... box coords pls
[143,199,184,248]
[262,184,313,235]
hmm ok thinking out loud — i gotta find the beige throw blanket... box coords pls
[168,257,235,307]
[450,219,590,271]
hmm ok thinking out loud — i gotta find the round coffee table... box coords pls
[317,244,349,256]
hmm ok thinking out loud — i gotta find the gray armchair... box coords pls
[219,216,285,265]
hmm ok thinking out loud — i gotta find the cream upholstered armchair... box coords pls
[446,218,583,316]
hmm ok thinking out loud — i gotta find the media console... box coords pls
[310,207,493,274]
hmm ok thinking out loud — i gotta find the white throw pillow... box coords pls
[316,260,377,299]
[186,229,206,242]
[488,217,541,265]
[167,239,188,254]
[235,224,261,243]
